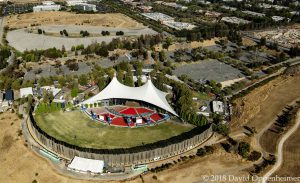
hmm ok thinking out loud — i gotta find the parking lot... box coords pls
[173,59,245,82]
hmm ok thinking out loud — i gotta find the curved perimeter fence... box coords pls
[28,110,213,166]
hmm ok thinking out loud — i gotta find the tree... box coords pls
[116,31,124,36]
[96,76,106,90]
[101,31,110,36]
[38,29,43,34]
[238,142,250,158]
[78,74,88,86]
[95,47,109,57]
[124,70,134,87]
[71,87,78,98]
[11,78,22,90]
[43,90,54,104]
[137,77,143,86]
[117,69,124,82]
[0,47,11,69]
[163,37,172,49]
[159,51,166,62]
[259,37,266,46]
[213,123,230,136]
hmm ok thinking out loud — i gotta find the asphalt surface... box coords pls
[173,59,245,83]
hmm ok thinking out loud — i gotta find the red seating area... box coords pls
[150,113,162,122]
[119,107,138,115]
[111,117,135,127]
[136,107,154,114]
[86,106,166,127]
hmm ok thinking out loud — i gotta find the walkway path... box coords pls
[261,112,300,183]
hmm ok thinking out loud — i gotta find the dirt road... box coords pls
[262,112,300,183]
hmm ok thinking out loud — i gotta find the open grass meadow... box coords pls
[34,110,194,149]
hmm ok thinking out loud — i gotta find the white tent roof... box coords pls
[81,76,178,116]
[68,156,104,173]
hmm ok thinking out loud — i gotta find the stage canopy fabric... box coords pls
[81,76,178,116]
[68,156,104,173]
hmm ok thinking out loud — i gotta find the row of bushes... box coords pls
[231,75,279,101]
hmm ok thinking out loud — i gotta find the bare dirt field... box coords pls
[259,129,281,154]
[242,38,257,46]
[272,113,300,182]
[6,12,144,29]
[231,73,300,134]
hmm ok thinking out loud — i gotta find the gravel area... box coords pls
[173,59,245,82]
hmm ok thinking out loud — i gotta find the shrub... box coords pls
[213,123,230,136]
[247,151,261,161]
[116,31,124,36]
[238,142,250,158]
[37,29,43,34]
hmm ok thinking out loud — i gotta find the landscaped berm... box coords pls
[34,110,193,149]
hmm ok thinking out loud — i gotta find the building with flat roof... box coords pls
[212,101,224,114]
[242,10,265,17]
[20,87,33,98]
[272,16,287,22]
[66,0,88,6]
[142,12,196,30]
[42,1,55,5]
[221,5,237,11]
[221,17,251,24]
[164,21,196,30]
[33,4,61,12]
[74,3,97,12]
[142,12,174,23]
[204,11,222,17]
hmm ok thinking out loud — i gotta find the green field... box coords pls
[34,110,194,149]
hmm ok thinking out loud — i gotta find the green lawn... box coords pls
[34,110,194,149]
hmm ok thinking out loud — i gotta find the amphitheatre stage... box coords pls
[28,75,213,168]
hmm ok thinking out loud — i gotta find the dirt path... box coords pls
[262,112,300,183]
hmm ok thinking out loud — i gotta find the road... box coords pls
[262,112,300,183]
